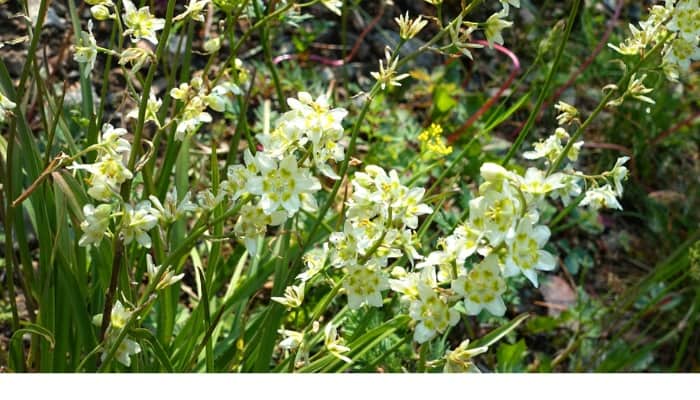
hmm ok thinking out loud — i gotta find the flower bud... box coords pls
[91,4,111,20]
[203,37,221,54]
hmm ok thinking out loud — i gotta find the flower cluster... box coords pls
[170,75,241,140]
[609,0,700,81]
[418,123,453,159]
[71,124,171,249]
[102,301,141,367]
[294,165,433,313]
[218,92,348,255]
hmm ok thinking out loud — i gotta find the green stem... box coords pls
[501,0,581,165]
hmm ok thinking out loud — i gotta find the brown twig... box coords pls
[650,111,700,146]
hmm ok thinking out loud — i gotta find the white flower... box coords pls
[74,20,97,76]
[298,244,329,282]
[146,254,184,290]
[519,168,566,196]
[234,204,287,255]
[271,283,305,308]
[469,185,521,247]
[246,153,321,216]
[504,220,556,287]
[121,201,158,248]
[278,328,304,351]
[98,123,131,156]
[370,47,410,90]
[452,254,507,316]
[173,0,209,22]
[126,93,162,126]
[119,47,154,73]
[149,188,197,225]
[69,155,133,202]
[409,281,459,343]
[343,261,389,309]
[79,203,113,247]
[111,337,141,367]
[321,0,342,16]
[0,90,17,123]
[395,12,428,40]
[122,0,165,45]
[484,10,513,47]
[324,323,352,363]
[174,96,212,140]
[110,300,131,330]
[666,1,700,41]
[91,4,112,20]
[664,35,700,71]
[550,173,583,206]
[444,339,489,373]
[389,265,438,303]
[609,156,630,196]
[579,184,622,211]
[554,101,579,126]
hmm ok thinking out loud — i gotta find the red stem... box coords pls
[446,40,521,144]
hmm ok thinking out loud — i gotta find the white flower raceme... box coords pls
[122,0,165,45]
[258,92,348,179]
[234,204,287,255]
[0,91,17,123]
[245,153,321,216]
[579,184,623,211]
[74,20,97,76]
[69,123,134,201]
[484,10,513,47]
[504,220,556,287]
[409,281,460,343]
[452,254,507,316]
[79,203,113,247]
[343,261,389,309]
[120,201,158,248]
